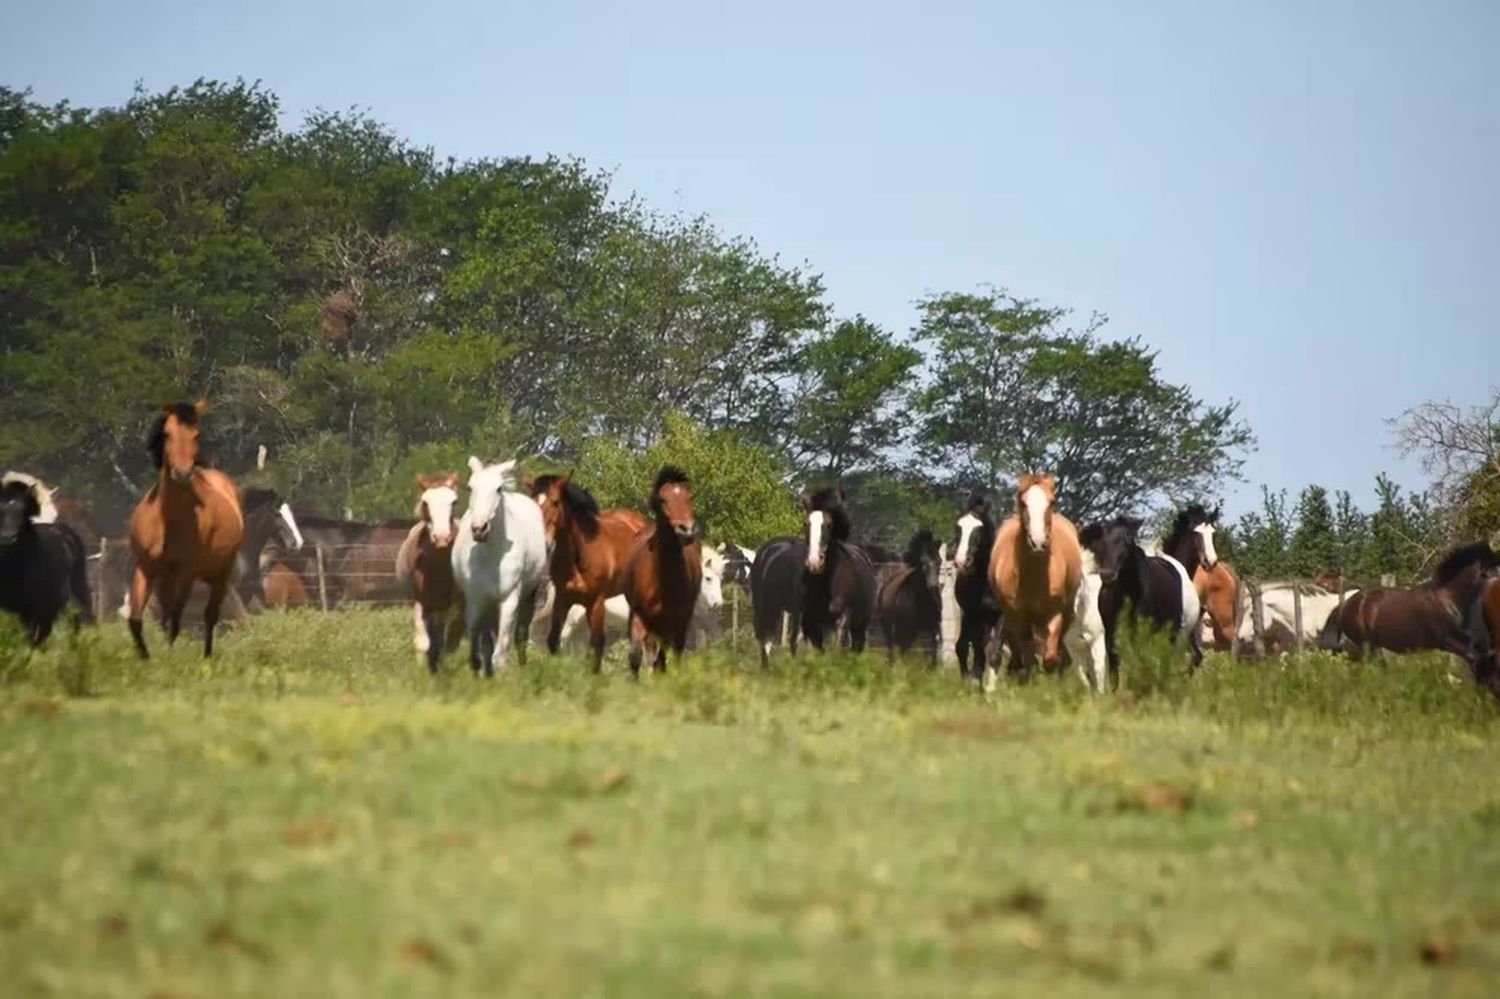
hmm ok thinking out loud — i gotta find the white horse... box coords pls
[543,543,727,648]
[1065,550,1110,692]
[1234,581,1355,651]
[451,457,548,676]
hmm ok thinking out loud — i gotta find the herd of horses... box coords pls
[3,401,1500,699]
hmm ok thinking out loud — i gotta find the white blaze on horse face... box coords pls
[277,502,304,551]
[954,512,980,569]
[805,511,826,572]
[465,462,505,538]
[1195,524,1218,568]
[1022,485,1049,551]
[422,487,458,546]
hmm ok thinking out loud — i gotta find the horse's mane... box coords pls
[1432,542,1500,585]
[902,528,938,566]
[147,402,201,469]
[804,485,851,542]
[650,466,691,518]
[533,473,602,527]
[1164,503,1217,553]
[964,488,993,524]
[241,487,279,511]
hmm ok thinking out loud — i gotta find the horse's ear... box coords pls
[799,491,812,511]
[1079,524,1102,547]
[1208,506,1221,523]
[522,474,535,492]
[194,398,209,415]
[835,485,846,505]
[468,455,484,477]
[444,472,459,488]
[414,473,427,487]
[1123,515,1144,535]
[560,469,573,488]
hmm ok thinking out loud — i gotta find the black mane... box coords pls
[146,402,201,469]
[1432,542,1500,585]
[533,473,601,525]
[241,487,280,511]
[965,488,989,515]
[902,528,938,566]
[1164,503,1217,552]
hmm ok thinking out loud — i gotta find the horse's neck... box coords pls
[652,521,694,587]
[241,507,276,555]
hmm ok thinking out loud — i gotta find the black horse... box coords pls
[799,486,876,654]
[950,489,1001,679]
[0,477,93,645]
[235,487,304,606]
[1162,503,1220,579]
[750,535,805,667]
[876,528,942,662]
[1079,515,1203,675]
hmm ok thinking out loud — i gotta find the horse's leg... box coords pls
[490,590,520,677]
[423,609,445,675]
[467,600,488,675]
[956,614,972,677]
[587,596,609,673]
[412,602,431,664]
[128,566,152,659]
[201,573,229,657]
[513,584,538,669]
[547,592,572,655]
[628,613,646,678]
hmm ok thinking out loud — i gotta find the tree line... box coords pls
[1,80,1492,568]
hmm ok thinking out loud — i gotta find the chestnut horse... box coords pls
[127,401,244,658]
[988,473,1082,684]
[1319,543,1499,687]
[1163,504,1239,651]
[529,472,647,669]
[395,473,465,673]
[618,466,702,676]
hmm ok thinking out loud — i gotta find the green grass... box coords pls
[2,609,1499,997]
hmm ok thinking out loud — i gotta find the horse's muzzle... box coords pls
[471,521,491,543]
[169,467,194,485]
[675,522,698,542]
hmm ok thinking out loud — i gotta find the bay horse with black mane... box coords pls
[800,486,876,655]
[619,467,702,676]
[988,473,1082,683]
[529,471,648,670]
[0,474,93,644]
[1320,542,1499,689]
[127,401,244,658]
[876,528,942,662]
[951,489,1001,679]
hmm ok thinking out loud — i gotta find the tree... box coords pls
[912,289,1253,522]
[1391,389,1500,544]
[785,317,920,478]
[1288,485,1336,577]
[1232,487,1293,579]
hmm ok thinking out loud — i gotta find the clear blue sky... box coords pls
[5,1,1496,516]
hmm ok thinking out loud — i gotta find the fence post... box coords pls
[95,537,109,622]
[1292,585,1304,653]
[1229,572,1242,658]
[1380,573,1396,588]
[1249,579,1266,656]
[730,584,739,654]
[315,543,330,612]
[939,560,959,668]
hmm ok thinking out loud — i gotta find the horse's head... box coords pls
[1431,542,1500,597]
[0,479,40,547]
[904,528,942,594]
[1016,473,1057,553]
[650,466,697,542]
[722,543,756,587]
[416,472,460,549]
[465,456,517,543]
[1079,515,1142,584]
[700,544,725,610]
[530,471,570,545]
[244,487,304,552]
[1170,503,1220,571]
[952,489,992,573]
[801,485,848,574]
[149,399,207,485]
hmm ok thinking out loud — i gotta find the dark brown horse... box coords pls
[1470,574,1500,697]
[618,467,702,676]
[127,401,244,658]
[529,472,647,670]
[1319,543,1499,684]
[395,473,465,673]
[876,528,942,662]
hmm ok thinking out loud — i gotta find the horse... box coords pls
[1162,503,1238,651]
[951,490,1001,679]
[395,473,465,673]
[618,467,703,676]
[750,534,806,666]
[1318,543,1499,683]
[1236,580,1352,654]
[1064,553,1109,692]
[987,473,1083,683]
[800,486,877,655]
[261,561,311,607]
[721,543,757,589]
[235,487,304,606]
[452,457,548,676]
[126,401,244,658]
[0,476,93,644]
[1078,515,1203,677]
[529,471,649,669]
[876,528,942,662]
[0,471,59,523]
[544,544,726,649]
[1469,574,1500,697]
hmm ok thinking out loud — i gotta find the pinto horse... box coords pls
[1319,543,1499,685]
[127,401,244,658]
[1080,515,1203,677]
[0,476,93,644]
[987,473,1082,682]
[800,486,876,654]
[395,473,465,673]
[876,529,942,662]
[951,490,1001,679]
[1162,504,1238,651]
[529,471,648,669]
[619,467,703,676]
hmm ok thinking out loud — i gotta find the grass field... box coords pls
[2,609,1499,997]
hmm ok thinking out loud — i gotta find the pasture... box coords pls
[3,611,1499,997]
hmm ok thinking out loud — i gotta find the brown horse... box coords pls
[1193,562,1240,651]
[395,473,465,673]
[1319,543,1499,684]
[261,560,311,607]
[618,467,702,676]
[1470,574,1500,697]
[127,401,244,658]
[529,472,647,669]
[988,473,1083,682]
